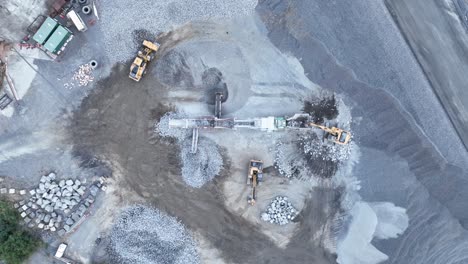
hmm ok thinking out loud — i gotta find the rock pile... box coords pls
[28,173,86,214]
[72,63,94,86]
[13,172,104,234]
[107,205,200,264]
[261,196,299,225]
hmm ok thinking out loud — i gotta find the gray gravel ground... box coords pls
[257,0,468,263]
[107,205,200,264]
[99,0,257,63]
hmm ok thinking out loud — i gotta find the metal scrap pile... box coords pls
[261,196,299,225]
[71,63,94,87]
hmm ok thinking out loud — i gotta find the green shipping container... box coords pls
[43,26,72,54]
[32,17,58,45]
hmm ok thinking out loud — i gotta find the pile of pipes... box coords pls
[261,196,298,225]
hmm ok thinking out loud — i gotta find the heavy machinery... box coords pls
[308,122,351,145]
[129,40,160,82]
[247,160,263,205]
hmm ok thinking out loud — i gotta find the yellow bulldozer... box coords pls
[129,40,160,82]
[309,122,351,145]
[247,160,263,205]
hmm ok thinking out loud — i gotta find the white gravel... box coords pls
[180,137,223,188]
[108,205,200,264]
[155,112,190,140]
[99,0,258,63]
[155,112,223,188]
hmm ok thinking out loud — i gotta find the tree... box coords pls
[0,200,41,264]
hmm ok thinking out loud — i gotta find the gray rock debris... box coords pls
[107,205,200,264]
[261,196,299,225]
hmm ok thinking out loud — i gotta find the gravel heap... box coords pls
[156,112,223,188]
[261,196,299,225]
[99,0,258,63]
[155,112,190,140]
[108,205,200,264]
[301,134,351,162]
[180,137,223,188]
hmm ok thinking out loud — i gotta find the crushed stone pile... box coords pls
[261,196,299,225]
[99,0,258,63]
[180,137,223,188]
[107,205,200,264]
[155,112,190,140]
[156,112,223,188]
[301,134,351,162]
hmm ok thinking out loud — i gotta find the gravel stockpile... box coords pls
[261,196,299,225]
[108,205,200,264]
[100,0,258,63]
[155,112,190,140]
[180,137,223,188]
[156,112,223,188]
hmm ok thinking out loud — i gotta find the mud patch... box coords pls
[201,67,229,105]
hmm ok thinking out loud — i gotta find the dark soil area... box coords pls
[303,96,338,124]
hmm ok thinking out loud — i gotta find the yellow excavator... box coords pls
[129,40,160,82]
[309,122,351,145]
[247,160,263,205]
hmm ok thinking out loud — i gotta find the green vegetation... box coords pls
[0,200,41,264]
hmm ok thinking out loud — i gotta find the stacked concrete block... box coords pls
[8,188,15,194]
[0,188,7,194]
[261,196,299,225]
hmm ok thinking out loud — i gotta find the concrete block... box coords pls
[27,201,32,207]
[28,222,36,228]
[40,176,47,183]
[29,189,36,195]
[19,190,26,195]
[59,180,65,187]
[58,229,66,236]
[38,223,44,229]
[66,180,73,186]
[55,222,60,228]
[66,218,74,225]
[50,226,56,232]
[72,213,81,222]
[29,212,36,218]
[44,182,51,189]
[8,189,15,194]
[13,203,19,209]
[63,225,71,231]
[24,217,31,223]
[57,215,62,222]
[45,205,53,213]
[35,218,41,224]
[0,188,7,194]
[31,204,38,210]
[19,200,25,206]
[44,214,51,224]
[48,172,56,180]
[51,212,57,218]
[21,205,28,211]
[20,212,27,218]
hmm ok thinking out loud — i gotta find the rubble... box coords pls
[108,205,200,264]
[12,172,104,234]
[156,113,223,188]
[68,63,95,88]
[261,196,299,225]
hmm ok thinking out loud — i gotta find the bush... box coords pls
[0,200,41,264]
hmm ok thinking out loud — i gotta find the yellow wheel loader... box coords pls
[129,40,160,82]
